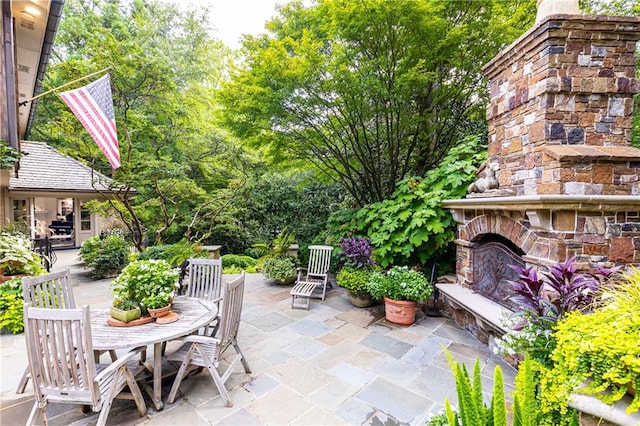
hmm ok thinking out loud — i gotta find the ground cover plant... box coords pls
[538,267,640,421]
[221,254,258,274]
[0,277,25,334]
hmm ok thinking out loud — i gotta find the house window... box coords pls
[80,202,92,231]
[12,200,28,223]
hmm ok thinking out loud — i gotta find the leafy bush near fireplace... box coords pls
[349,134,485,268]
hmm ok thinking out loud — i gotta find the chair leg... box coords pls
[234,342,252,374]
[122,365,148,417]
[167,345,197,404]
[199,346,232,407]
[27,400,45,426]
[16,366,30,394]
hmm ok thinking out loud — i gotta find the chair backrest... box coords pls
[24,304,98,406]
[217,272,246,347]
[306,245,333,277]
[185,258,223,302]
[22,269,76,309]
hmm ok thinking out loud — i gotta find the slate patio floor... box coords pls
[0,249,516,425]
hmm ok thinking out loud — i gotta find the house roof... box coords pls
[9,141,116,193]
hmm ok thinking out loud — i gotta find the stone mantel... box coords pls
[444,194,640,212]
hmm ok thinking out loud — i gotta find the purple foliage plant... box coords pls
[338,236,375,270]
[498,257,619,365]
[509,256,618,329]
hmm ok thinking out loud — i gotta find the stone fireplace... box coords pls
[439,10,640,344]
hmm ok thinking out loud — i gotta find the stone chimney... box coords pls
[443,10,640,290]
[536,0,579,23]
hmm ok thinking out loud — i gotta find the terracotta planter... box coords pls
[383,297,417,325]
[0,274,28,283]
[148,304,171,318]
[347,290,374,308]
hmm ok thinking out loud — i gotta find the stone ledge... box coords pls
[544,145,640,162]
[435,283,512,334]
[443,195,640,212]
[569,393,640,426]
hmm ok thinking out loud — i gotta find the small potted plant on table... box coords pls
[109,259,180,325]
[336,236,376,308]
[367,266,431,325]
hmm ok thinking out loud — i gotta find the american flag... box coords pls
[60,74,120,169]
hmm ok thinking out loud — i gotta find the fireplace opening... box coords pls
[472,234,524,311]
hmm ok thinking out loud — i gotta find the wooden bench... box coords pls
[435,283,512,335]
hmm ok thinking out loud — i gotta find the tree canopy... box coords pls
[32,0,245,248]
[221,0,536,206]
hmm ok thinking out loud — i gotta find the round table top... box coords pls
[90,296,217,350]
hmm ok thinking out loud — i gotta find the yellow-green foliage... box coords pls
[541,267,640,418]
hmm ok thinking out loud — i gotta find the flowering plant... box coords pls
[338,236,375,270]
[111,259,180,313]
[367,266,431,302]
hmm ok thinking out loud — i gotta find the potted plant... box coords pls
[111,259,180,318]
[261,255,297,285]
[143,294,172,318]
[367,266,431,325]
[0,232,45,281]
[109,298,142,323]
[336,236,376,307]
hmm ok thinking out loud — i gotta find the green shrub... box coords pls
[79,231,130,278]
[261,256,297,283]
[222,254,259,274]
[137,240,206,267]
[336,267,372,294]
[0,232,45,276]
[349,135,485,267]
[222,254,257,269]
[0,277,24,334]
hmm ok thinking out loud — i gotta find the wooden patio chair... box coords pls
[167,272,252,407]
[182,258,223,337]
[290,245,334,309]
[16,270,117,394]
[184,258,223,302]
[24,304,147,426]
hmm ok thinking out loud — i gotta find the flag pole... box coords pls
[18,67,112,107]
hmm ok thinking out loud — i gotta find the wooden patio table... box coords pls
[90,296,218,410]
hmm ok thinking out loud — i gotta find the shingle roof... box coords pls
[9,141,115,192]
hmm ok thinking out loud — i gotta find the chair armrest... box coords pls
[95,346,145,381]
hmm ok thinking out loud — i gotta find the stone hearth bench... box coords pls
[435,282,512,335]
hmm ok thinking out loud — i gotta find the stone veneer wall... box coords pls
[483,15,640,196]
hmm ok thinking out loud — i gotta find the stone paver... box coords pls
[0,249,518,425]
[360,333,413,359]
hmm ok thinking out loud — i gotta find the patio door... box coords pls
[78,200,95,245]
